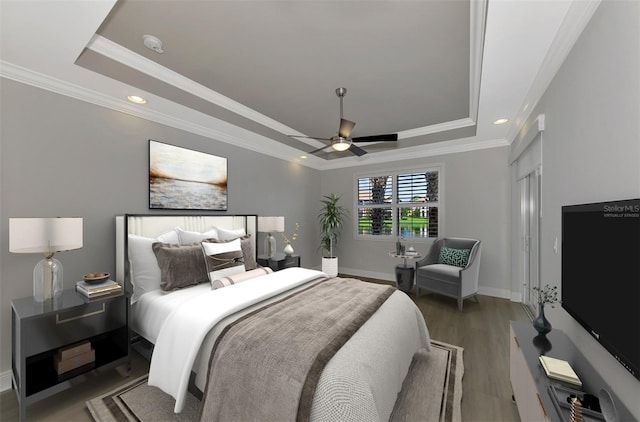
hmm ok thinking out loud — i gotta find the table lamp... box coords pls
[257,216,284,257]
[9,217,83,302]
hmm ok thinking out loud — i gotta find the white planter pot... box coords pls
[322,257,338,278]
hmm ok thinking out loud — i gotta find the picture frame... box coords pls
[149,140,228,210]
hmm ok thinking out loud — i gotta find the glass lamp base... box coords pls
[33,257,63,302]
[264,234,277,258]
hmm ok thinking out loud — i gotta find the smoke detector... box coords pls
[142,35,164,54]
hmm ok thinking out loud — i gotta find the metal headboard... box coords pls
[115,214,257,292]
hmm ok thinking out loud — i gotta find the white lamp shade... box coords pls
[257,216,285,233]
[9,217,83,254]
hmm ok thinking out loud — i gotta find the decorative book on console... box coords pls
[75,279,122,298]
[539,355,582,387]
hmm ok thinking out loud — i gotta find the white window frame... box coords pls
[354,164,444,242]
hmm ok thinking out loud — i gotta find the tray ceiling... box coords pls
[1,0,599,168]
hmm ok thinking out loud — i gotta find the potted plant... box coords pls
[318,193,347,277]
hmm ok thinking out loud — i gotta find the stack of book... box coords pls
[54,340,95,376]
[75,279,122,298]
[539,355,583,387]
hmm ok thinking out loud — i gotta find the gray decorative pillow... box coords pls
[201,238,246,282]
[205,235,257,270]
[152,242,209,291]
[212,267,273,290]
[438,246,471,267]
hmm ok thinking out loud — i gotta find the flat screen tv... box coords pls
[561,198,640,380]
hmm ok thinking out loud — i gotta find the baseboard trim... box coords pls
[510,292,523,302]
[1,370,12,392]
[478,286,511,299]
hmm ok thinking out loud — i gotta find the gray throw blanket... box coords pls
[199,277,395,422]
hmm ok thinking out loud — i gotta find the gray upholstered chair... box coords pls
[414,237,481,311]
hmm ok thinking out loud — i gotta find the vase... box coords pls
[533,304,552,335]
[283,243,294,256]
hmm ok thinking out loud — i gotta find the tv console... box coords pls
[510,321,633,422]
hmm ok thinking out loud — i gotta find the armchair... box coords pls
[414,237,481,311]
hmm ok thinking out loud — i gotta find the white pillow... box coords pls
[128,233,174,303]
[211,267,273,290]
[201,238,246,281]
[215,226,246,241]
[156,229,180,244]
[176,227,218,244]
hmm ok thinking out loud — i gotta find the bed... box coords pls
[115,214,431,421]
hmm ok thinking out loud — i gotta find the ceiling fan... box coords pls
[291,87,398,157]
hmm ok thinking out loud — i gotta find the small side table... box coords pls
[257,252,301,271]
[389,252,422,293]
[11,289,130,421]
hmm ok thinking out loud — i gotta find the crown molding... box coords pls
[509,113,545,165]
[398,117,476,139]
[86,35,305,137]
[2,60,507,172]
[89,22,484,144]
[0,60,320,167]
[318,137,509,170]
[395,0,485,140]
[505,0,601,144]
[469,0,488,123]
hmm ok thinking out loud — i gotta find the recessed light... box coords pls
[493,118,509,125]
[300,155,308,160]
[127,95,147,104]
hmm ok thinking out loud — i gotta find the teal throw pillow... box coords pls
[438,246,471,267]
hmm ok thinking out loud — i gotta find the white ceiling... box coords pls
[0,0,600,170]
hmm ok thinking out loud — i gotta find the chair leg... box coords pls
[458,297,463,312]
[474,294,480,303]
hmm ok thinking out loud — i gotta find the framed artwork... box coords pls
[149,140,228,210]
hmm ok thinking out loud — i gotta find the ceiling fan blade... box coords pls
[338,118,356,138]
[308,144,331,154]
[348,144,368,156]
[287,135,331,141]
[352,133,398,143]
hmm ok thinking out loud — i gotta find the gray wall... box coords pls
[0,75,514,381]
[511,0,640,416]
[0,79,322,374]
[321,146,512,298]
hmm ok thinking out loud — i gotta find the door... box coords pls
[520,169,540,314]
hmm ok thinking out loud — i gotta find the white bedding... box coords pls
[148,267,328,412]
[134,268,431,420]
[131,283,210,344]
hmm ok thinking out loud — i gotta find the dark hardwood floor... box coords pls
[0,278,529,422]
[354,276,530,422]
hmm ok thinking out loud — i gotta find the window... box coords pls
[356,167,441,240]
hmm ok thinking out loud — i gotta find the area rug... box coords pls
[87,339,463,422]
[389,340,464,422]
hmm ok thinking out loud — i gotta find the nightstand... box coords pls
[257,252,301,271]
[11,289,130,421]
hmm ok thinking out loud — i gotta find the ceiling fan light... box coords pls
[331,137,351,151]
